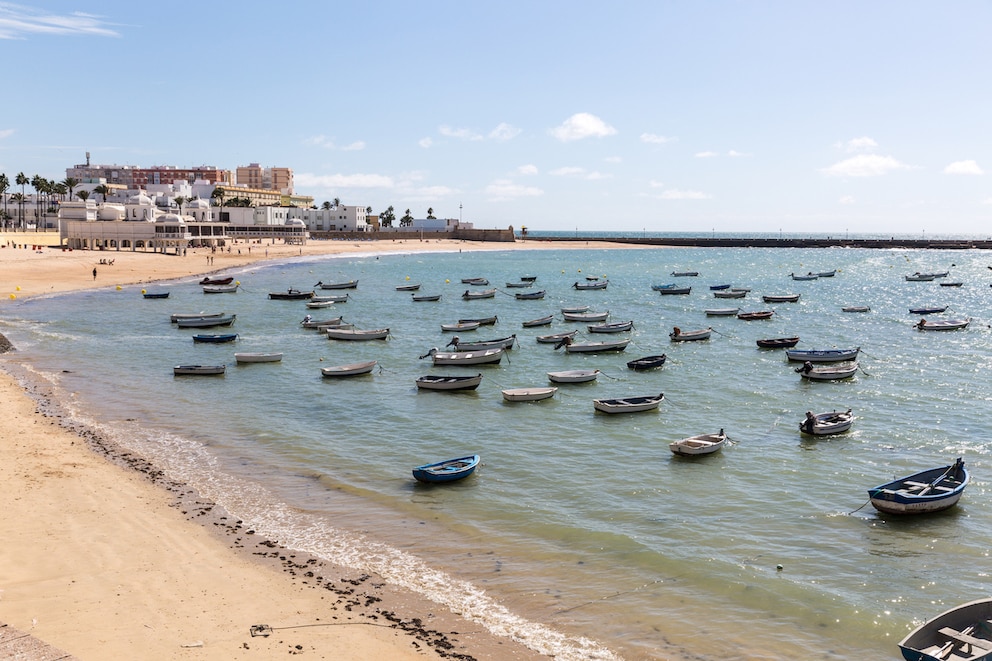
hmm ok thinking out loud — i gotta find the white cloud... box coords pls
[695,151,718,158]
[516,164,538,176]
[488,123,521,141]
[550,113,617,142]
[839,195,856,205]
[640,133,675,145]
[341,141,365,151]
[944,160,983,175]
[439,125,483,141]
[727,150,748,157]
[485,179,544,201]
[304,136,364,151]
[658,189,709,200]
[548,166,610,180]
[295,173,394,189]
[418,137,433,148]
[0,5,120,39]
[0,128,12,139]
[821,154,911,177]
[838,136,879,153]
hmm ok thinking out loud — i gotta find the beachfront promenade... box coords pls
[520,236,992,249]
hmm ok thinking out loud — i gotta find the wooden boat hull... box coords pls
[462,289,496,299]
[502,387,557,402]
[515,290,546,299]
[560,305,589,314]
[269,290,313,300]
[429,347,504,365]
[321,360,377,377]
[705,308,740,316]
[301,316,344,329]
[200,276,233,285]
[461,278,488,285]
[762,294,801,303]
[171,312,225,323]
[176,314,237,328]
[395,283,421,291]
[588,321,633,333]
[412,455,480,483]
[909,306,947,314]
[412,294,441,302]
[800,410,854,435]
[174,364,226,375]
[573,281,608,290]
[917,318,970,331]
[756,337,799,349]
[537,331,577,344]
[670,432,727,456]
[593,393,664,414]
[658,287,691,295]
[562,311,609,322]
[869,459,969,516]
[326,328,390,340]
[786,347,860,362]
[797,362,859,380]
[671,271,698,277]
[737,311,774,320]
[842,306,870,313]
[548,369,599,383]
[416,374,483,391]
[670,328,711,342]
[565,339,630,353]
[713,290,747,299]
[192,333,238,343]
[235,352,283,363]
[442,322,480,332]
[709,284,731,290]
[318,280,358,289]
[459,316,498,326]
[899,598,992,661]
[203,284,239,294]
[522,315,553,327]
[447,335,516,351]
[142,292,170,299]
[627,355,667,370]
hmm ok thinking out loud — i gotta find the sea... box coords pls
[2,237,992,660]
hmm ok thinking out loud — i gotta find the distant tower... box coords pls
[85,151,90,166]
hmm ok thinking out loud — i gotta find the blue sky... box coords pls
[1,1,990,234]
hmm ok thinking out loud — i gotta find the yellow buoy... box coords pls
[15,286,20,291]
[235,281,241,285]
[9,294,15,300]
[578,269,582,273]
[116,285,122,290]
[405,276,410,280]
[141,289,147,294]
[445,279,450,283]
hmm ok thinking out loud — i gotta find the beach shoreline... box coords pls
[0,232,638,660]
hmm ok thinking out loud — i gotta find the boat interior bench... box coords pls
[901,481,956,493]
[938,626,992,651]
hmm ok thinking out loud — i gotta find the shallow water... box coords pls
[3,245,991,660]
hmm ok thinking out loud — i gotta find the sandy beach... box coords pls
[0,231,636,660]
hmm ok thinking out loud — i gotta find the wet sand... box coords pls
[0,231,638,660]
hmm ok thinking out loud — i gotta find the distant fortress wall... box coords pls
[311,228,515,242]
[518,236,991,250]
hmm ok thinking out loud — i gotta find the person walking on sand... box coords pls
[92,267,97,280]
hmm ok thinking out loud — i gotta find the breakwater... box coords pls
[520,235,991,249]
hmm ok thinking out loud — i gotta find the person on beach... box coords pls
[92,267,97,280]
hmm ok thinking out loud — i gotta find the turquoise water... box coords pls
[2,245,991,660]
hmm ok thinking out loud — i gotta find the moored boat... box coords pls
[171,311,225,323]
[909,305,947,314]
[320,360,378,377]
[560,305,589,314]
[790,272,819,281]
[522,314,554,327]
[515,289,546,300]
[192,333,238,343]
[459,315,498,326]
[905,272,935,281]
[799,409,854,435]
[916,318,970,331]
[142,291,170,299]
[326,327,390,341]
[713,290,747,299]
[658,286,691,295]
[421,346,504,366]
[669,430,727,456]
[202,283,239,294]
[234,352,283,363]
[461,277,489,285]
[395,283,421,291]
[588,320,633,333]
[300,315,345,328]
[705,307,740,316]
[462,288,497,299]
[536,330,578,344]
[176,313,237,328]
[796,361,859,380]
[626,354,667,370]
[173,364,226,376]
[556,336,630,353]
[446,335,516,351]
[547,369,600,383]
[762,293,801,303]
[756,336,799,349]
[785,347,860,362]
[573,280,608,290]
[505,281,533,288]
[200,276,234,285]
[412,293,442,302]
[316,280,358,289]
[501,386,557,402]
[898,597,992,661]
[593,392,664,414]
[709,284,731,290]
[268,288,313,300]
[869,458,969,516]
[412,454,480,483]
[842,306,870,313]
[562,310,609,322]
[416,373,483,391]
[737,310,774,320]
[671,271,698,277]
[669,326,712,342]
[442,321,480,332]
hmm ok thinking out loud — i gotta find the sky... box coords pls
[1,1,990,234]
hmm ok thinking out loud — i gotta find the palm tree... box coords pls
[76,190,90,201]
[333,197,341,209]
[173,195,187,216]
[15,172,28,229]
[321,201,332,210]
[400,208,413,227]
[51,182,67,202]
[210,187,226,221]
[365,206,372,215]
[0,173,9,230]
[93,184,110,203]
[61,177,79,200]
[426,207,436,219]
[379,205,395,228]
[31,175,45,230]
[10,192,25,229]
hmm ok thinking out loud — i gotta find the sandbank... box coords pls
[0,231,629,660]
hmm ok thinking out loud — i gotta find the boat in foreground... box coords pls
[786,347,860,362]
[799,409,854,435]
[192,333,238,343]
[593,393,664,414]
[235,352,283,363]
[670,430,727,456]
[412,454,480,483]
[756,336,799,349]
[869,458,969,516]
[916,318,970,331]
[547,369,600,383]
[898,597,992,661]
[501,386,558,402]
[626,355,667,370]
[416,373,483,391]
[176,313,237,329]
[174,364,226,376]
[321,360,378,377]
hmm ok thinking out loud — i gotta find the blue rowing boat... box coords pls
[412,455,480,483]
[192,333,239,343]
[868,458,969,515]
